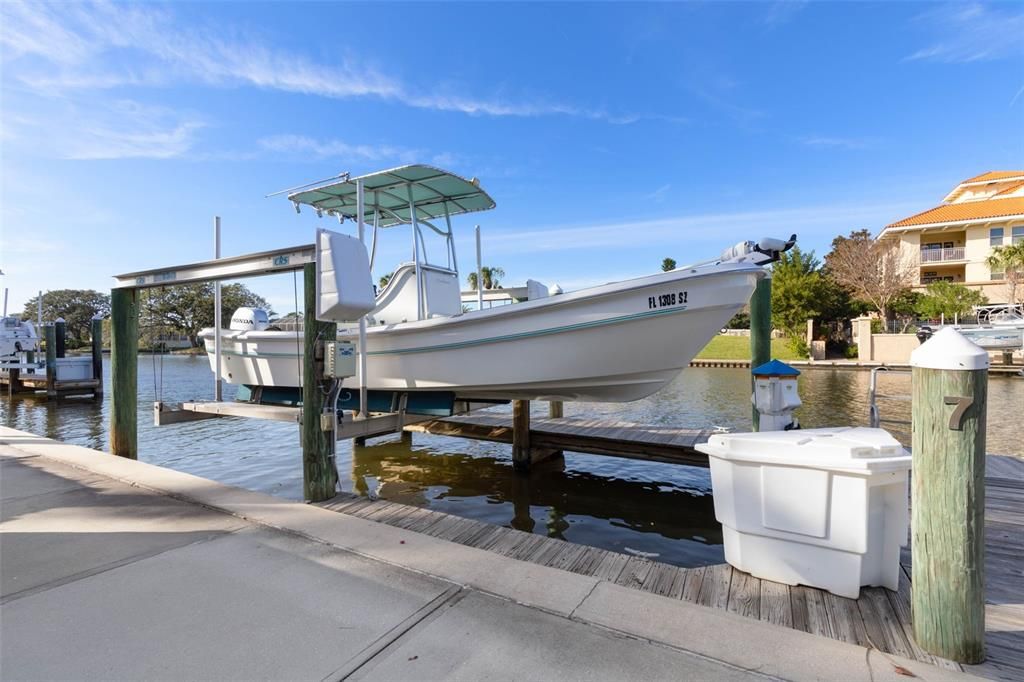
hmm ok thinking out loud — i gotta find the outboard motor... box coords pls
[916,326,934,345]
[229,307,270,332]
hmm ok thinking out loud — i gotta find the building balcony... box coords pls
[920,246,965,263]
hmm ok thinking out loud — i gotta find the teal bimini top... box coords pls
[287,165,496,227]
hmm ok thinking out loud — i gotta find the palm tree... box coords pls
[987,243,1024,304]
[466,266,506,290]
[661,258,677,272]
[378,272,394,290]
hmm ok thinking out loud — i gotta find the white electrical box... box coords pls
[324,341,357,379]
[55,357,93,381]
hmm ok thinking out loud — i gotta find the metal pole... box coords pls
[356,179,368,418]
[37,290,42,326]
[2,288,7,317]
[407,184,423,320]
[214,216,222,401]
[475,225,483,311]
[444,205,457,273]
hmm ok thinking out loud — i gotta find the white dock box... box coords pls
[54,357,93,381]
[696,427,911,599]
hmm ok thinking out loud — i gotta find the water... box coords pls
[4,356,1021,568]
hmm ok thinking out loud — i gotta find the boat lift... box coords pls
[110,171,496,501]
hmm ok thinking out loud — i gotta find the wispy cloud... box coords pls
[259,134,441,166]
[799,135,872,151]
[480,201,919,257]
[763,1,809,28]
[0,1,677,125]
[644,184,672,202]
[907,3,1024,63]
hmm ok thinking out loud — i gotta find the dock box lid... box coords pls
[695,427,911,472]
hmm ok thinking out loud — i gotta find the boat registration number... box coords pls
[647,291,688,310]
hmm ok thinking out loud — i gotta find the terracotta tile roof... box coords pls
[962,171,1024,184]
[887,196,1024,228]
[994,181,1024,197]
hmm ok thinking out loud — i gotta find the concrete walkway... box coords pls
[0,427,974,681]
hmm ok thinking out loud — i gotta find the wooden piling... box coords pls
[749,275,771,430]
[910,328,987,663]
[548,401,563,419]
[512,399,531,473]
[91,317,104,397]
[7,368,20,397]
[110,288,138,459]
[44,324,57,398]
[54,319,66,358]
[301,262,338,502]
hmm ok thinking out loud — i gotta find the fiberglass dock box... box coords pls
[696,427,911,599]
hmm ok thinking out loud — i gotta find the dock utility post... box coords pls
[110,287,139,459]
[749,274,771,430]
[512,400,532,472]
[91,316,104,397]
[910,328,987,663]
[54,318,66,358]
[302,262,338,502]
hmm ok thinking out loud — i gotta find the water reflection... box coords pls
[3,356,1021,569]
[349,437,723,566]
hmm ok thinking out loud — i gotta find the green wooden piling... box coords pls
[301,262,338,502]
[110,288,138,459]
[749,274,771,430]
[910,329,987,663]
[512,399,531,473]
[54,319,66,358]
[44,324,57,398]
[91,317,104,396]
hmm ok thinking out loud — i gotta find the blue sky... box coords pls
[1,1,1022,315]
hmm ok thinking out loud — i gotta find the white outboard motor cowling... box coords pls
[229,307,270,331]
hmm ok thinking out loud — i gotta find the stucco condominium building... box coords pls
[878,171,1024,304]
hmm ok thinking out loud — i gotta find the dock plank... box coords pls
[727,570,760,619]
[696,564,732,610]
[759,580,793,629]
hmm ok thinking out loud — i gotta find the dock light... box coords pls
[316,208,324,219]
[292,201,301,214]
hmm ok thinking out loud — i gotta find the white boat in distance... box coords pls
[201,165,793,403]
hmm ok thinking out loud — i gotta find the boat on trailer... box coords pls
[200,165,793,406]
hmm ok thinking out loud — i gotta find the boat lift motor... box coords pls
[751,360,802,431]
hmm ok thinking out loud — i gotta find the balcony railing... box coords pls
[920,246,965,263]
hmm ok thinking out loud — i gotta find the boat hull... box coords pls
[201,263,763,402]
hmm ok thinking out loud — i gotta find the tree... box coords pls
[466,266,505,290]
[915,282,988,320]
[825,229,917,320]
[770,247,833,342]
[987,242,1024,304]
[379,272,394,289]
[661,258,677,272]
[21,290,110,347]
[140,283,272,347]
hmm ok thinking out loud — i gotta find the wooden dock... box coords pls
[318,453,1024,680]
[404,414,715,467]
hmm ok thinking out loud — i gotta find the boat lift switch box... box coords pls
[696,427,911,599]
[324,341,356,379]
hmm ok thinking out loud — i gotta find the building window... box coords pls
[1013,226,1024,244]
[991,271,1005,281]
[990,227,1004,246]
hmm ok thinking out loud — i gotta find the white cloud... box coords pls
[479,201,920,257]
[907,3,1024,63]
[0,1,677,125]
[258,134,421,164]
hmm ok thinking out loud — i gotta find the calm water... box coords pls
[3,356,1021,568]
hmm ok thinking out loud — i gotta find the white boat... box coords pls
[200,165,792,403]
[0,316,39,361]
[919,304,1024,351]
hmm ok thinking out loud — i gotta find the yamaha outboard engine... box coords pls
[229,307,270,331]
[916,326,934,345]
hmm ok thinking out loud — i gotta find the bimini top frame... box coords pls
[284,164,496,321]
